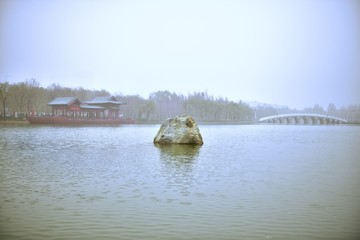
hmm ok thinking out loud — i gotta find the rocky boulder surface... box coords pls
[153,115,203,145]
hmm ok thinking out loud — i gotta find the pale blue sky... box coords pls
[1,0,359,109]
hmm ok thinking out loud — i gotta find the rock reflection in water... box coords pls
[155,144,201,163]
[155,144,201,195]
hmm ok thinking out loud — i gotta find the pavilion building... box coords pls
[48,96,126,120]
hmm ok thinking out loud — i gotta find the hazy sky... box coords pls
[1,0,359,109]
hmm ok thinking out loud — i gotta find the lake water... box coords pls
[1,124,360,240]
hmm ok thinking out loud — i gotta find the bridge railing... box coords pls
[259,113,347,123]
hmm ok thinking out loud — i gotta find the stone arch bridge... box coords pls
[259,113,347,125]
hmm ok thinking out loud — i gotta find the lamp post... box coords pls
[254,108,257,123]
[352,109,355,123]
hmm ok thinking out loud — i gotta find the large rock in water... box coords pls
[153,115,203,145]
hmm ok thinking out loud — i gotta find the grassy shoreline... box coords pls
[0,120,29,125]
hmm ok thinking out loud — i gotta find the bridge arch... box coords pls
[258,113,347,125]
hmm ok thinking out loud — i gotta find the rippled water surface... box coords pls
[1,124,360,240]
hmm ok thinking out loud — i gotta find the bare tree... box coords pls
[0,82,10,120]
[9,82,27,113]
[25,78,40,113]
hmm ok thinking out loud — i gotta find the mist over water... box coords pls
[1,125,360,239]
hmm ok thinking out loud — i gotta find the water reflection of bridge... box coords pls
[259,113,347,124]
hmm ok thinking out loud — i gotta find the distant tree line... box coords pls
[0,79,111,120]
[0,79,255,122]
[1,79,359,123]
